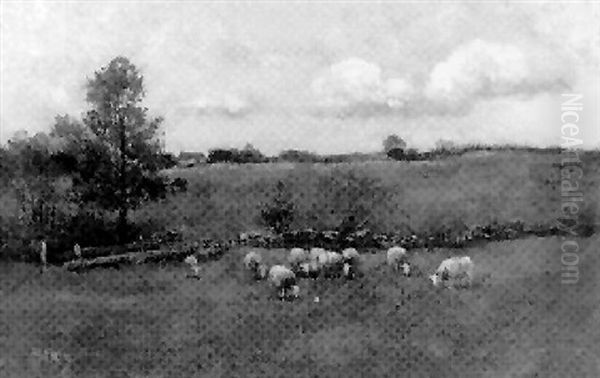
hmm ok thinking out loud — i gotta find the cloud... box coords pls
[311,58,414,116]
[312,39,575,118]
[181,94,256,117]
[423,39,573,113]
[527,3,600,70]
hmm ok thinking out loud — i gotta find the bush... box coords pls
[169,177,188,193]
[260,181,295,234]
[207,149,236,163]
[207,146,267,164]
[277,150,320,163]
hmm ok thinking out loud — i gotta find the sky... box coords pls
[1,1,599,154]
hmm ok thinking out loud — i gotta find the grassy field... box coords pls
[136,150,600,241]
[1,235,598,377]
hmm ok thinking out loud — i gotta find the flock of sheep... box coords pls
[184,246,476,300]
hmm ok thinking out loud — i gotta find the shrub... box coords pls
[260,181,295,234]
[277,149,320,163]
[207,149,236,163]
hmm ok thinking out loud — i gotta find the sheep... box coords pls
[341,248,361,279]
[73,244,81,259]
[268,265,298,300]
[309,248,327,261]
[318,251,344,278]
[342,248,360,264]
[386,246,407,270]
[429,256,474,288]
[255,264,269,280]
[342,262,357,279]
[288,248,309,267]
[244,250,267,280]
[184,255,201,278]
[322,251,343,266]
[297,260,320,279]
[290,284,300,299]
[400,262,411,277]
[243,250,262,271]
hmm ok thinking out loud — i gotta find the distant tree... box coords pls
[278,149,319,163]
[80,56,169,243]
[207,148,236,163]
[206,145,267,164]
[383,134,407,154]
[236,143,267,163]
[435,139,456,150]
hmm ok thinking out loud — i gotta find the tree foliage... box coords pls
[383,134,407,154]
[207,144,267,164]
[260,181,295,234]
[78,57,169,241]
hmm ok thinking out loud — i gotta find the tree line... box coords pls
[0,57,178,260]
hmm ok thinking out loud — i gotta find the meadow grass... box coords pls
[135,150,600,242]
[1,235,598,377]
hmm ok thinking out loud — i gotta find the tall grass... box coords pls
[1,236,598,377]
[136,150,600,241]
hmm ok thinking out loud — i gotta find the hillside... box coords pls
[136,149,600,241]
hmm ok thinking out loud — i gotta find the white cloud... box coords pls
[311,58,414,116]
[312,39,576,118]
[424,39,573,112]
[182,94,255,117]
[384,78,415,109]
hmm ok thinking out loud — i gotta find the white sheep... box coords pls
[73,243,81,259]
[429,256,474,288]
[386,246,407,270]
[317,251,342,266]
[317,251,344,278]
[297,260,320,279]
[288,248,309,267]
[243,250,262,271]
[342,262,357,279]
[342,248,360,264]
[290,285,300,299]
[309,248,327,261]
[268,265,298,300]
[184,255,201,277]
[257,264,268,279]
[401,262,411,277]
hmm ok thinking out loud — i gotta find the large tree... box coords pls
[82,57,167,243]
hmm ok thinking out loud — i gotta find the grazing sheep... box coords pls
[244,251,267,280]
[401,262,411,277]
[243,251,262,271]
[325,251,343,265]
[288,248,309,267]
[255,264,268,280]
[318,251,344,278]
[430,256,474,288]
[342,248,360,264]
[342,262,356,279]
[268,265,298,300]
[290,285,300,299]
[184,255,201,278]
[297,261,320,279]
[309,248,327,261]
[387,246,407,270]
